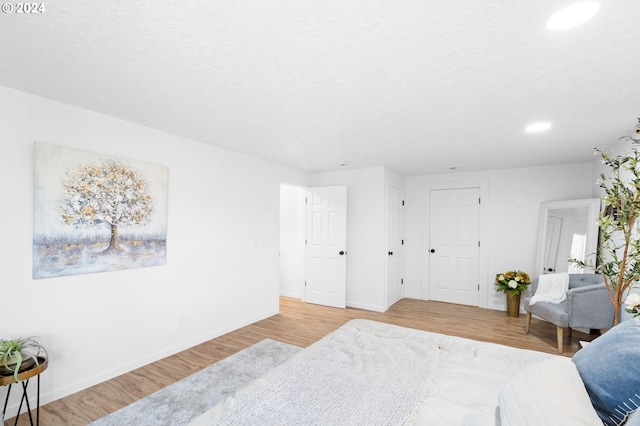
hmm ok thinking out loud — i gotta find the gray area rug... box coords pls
[90,339,301,426]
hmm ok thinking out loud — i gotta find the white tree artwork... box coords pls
[33,143,168,279]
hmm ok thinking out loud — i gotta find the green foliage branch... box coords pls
[572,118,640,325]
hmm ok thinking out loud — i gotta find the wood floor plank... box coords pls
[5,296,593,425]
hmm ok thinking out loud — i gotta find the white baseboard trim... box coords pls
[402,293,424,299]
[14,309,278,418]
[346,301,386,312]
[279,290,302,298]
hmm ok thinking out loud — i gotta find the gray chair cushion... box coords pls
[525,300,569,327]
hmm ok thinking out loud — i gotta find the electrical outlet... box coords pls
[178,316,187,330]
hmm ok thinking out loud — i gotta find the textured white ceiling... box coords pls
[1,1,639,175]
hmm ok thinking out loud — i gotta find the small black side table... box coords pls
[1,357,47,426]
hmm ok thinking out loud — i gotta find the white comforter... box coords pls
[189,319,591,425]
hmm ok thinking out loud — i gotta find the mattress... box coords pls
[189,319,558,425]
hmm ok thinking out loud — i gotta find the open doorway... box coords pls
[279,184,306,298]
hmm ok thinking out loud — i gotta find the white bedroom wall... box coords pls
[309,167,387,311]
[404,163,596,311]
[0,85,307,411]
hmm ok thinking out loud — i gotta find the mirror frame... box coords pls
[533,198,601,278]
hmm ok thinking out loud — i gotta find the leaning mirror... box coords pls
[533,198,601,278]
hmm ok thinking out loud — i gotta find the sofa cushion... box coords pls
[572,318,640,425]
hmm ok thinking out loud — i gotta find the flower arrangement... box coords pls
[624,293,640,318]
[495,270,531,296]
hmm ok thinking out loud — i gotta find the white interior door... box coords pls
[386,185,403,308]
[305,186,347,308]
[428,188,480,306]
[543,216,562,274]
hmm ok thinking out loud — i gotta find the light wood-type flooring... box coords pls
[6,296,595,426]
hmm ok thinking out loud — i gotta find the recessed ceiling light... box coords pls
[546,2,599,31]
[525,122,552,132]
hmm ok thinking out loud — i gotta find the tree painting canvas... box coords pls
[33,143,168,279]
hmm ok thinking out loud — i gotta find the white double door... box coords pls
[302,184,404,309]
[428,188,480,306]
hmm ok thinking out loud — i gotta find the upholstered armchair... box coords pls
[524,273,615,353]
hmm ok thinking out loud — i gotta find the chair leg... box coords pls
[557,327,564,354]
[525,312,532,334]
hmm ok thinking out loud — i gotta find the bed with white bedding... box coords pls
[189,318,635,425]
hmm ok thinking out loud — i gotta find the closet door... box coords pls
[428,188,480,306]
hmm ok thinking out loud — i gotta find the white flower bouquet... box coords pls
[495,270,531,296]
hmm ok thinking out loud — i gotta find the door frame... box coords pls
[421,179,489,308]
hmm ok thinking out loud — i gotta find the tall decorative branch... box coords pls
[573,117,640,325]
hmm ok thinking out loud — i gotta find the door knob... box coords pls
[430,249,435,253]
[339,251,345,255]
